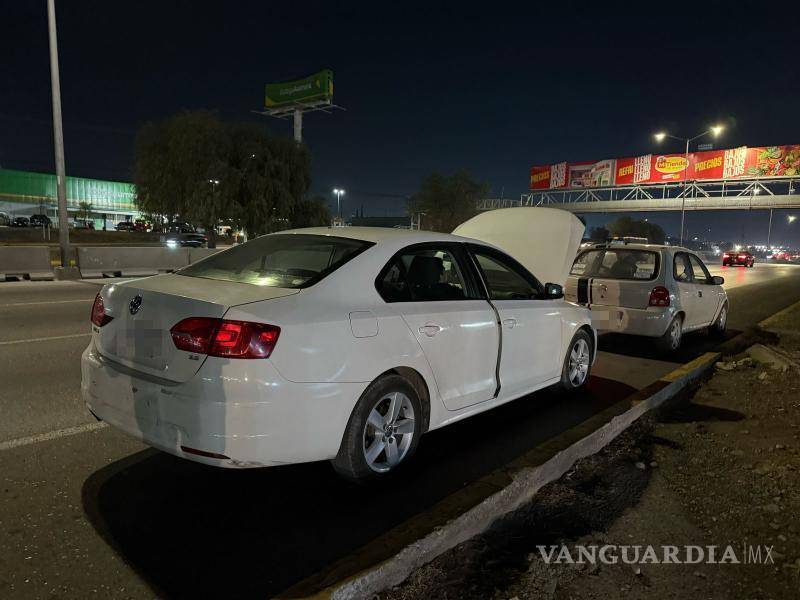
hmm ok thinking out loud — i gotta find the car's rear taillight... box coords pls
[738,254,747,259]
[90,294,113,327]
[722,253,730,258]
[648,286,670,307]
[170,317,280,359]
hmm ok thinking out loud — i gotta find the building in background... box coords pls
[0,168,139,229]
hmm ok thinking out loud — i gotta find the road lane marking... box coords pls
[0,299,91,308]
[0,332,91,346]
[0,421,108,451]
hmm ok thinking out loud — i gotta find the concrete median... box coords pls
[0,246,54,281]
[188,247,226,264]
[76,246,190,278]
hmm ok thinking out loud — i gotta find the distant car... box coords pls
[166,222,197,234]
[29,214,52,228]
[0,211,10,226]
[115,221,136,231]
[134,219,150,232]
[10,216,29,227]
[770,250,792,262]
[73,219,95,230]
[164,232,207,248]
[722,250,754,267]
[566,244,728,353]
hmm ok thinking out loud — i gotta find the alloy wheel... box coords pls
[362,391,415,473]
[568,338,590,387]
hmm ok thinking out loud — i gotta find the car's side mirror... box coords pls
[712,275,724,285]
[544,282,564,299]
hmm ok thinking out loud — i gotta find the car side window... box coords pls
[689,254,712,284]
[470,247,542,300]
[377,246,475,302]
[673,252,693,283]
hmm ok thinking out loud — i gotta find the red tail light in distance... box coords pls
[648,286,671,307]
[170,317,280,359]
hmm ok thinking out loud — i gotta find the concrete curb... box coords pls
[283,351,720,600]
[758,298,800,330]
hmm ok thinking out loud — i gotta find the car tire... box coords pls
[558,329,593,392]
[709,302,728,338]
[332,374,422,482]
[656,315,683,354]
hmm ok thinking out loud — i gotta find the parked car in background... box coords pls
[565,244,727,353]
[164,232,207,248]
[73,219,95,230]
[0,211,10,226]
[29,214,52,228]
[10,216,29,227]
[115,221,136,231]
[82,211,595,481]
[134,219,151,232]
[722,250,754,267]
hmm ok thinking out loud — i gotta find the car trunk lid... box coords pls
[94,274,298,383]
[566,247,661,309]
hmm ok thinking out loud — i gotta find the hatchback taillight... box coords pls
[90,294,113,327]
[648,286,671,307]
[170,317,280,359]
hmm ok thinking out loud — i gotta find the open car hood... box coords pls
[453,207,585,287]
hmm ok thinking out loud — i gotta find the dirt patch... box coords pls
[380,320,800,600]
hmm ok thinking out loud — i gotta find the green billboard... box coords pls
[264,69,333,109]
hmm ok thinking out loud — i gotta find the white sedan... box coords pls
[81,209,595,481]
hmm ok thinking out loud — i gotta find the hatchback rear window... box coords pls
[570,249,659,281]
[178,234,373,288]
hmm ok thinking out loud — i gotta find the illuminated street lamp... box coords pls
[654,125,725,246]
[333,188,345,219]
[789,215,797,224]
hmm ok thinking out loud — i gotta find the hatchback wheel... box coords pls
[656,315,683,354]
[709,303,728,337]
[559,330,593,392]
[332,374,422,482]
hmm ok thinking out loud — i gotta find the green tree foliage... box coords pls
[408,170,489,233]
[605,216,666,244]
[587,225,610,241]
[134,111,311,245]
[290,196,331,228]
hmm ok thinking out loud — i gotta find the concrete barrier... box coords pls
[0,246,54,281]
[76,246,189,278]
[188,247,226,264]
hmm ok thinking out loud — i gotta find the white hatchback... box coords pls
[82,211,595,480]
[565,243,728,353]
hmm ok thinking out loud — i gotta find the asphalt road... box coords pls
[1,263,799,599]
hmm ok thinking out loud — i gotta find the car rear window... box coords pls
[570,249,659,281]
[178,234,373,288]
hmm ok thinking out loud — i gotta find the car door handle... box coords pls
[502,318,517,329]
[418,324,441,337]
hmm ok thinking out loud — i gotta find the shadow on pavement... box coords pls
[598,328,741,363]
[82,376,635,599]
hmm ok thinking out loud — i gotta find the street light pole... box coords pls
[47,0,70,270]
[654,125,724,246]
[333,188,345,219]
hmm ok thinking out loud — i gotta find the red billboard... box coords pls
[529,145,800,189]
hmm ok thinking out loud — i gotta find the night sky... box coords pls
[1,1,799,244]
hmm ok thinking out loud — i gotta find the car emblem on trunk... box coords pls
[129,294,143,315]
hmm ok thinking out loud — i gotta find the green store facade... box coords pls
[0,168,140,228]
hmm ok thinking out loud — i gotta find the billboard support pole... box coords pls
[680,138,689,245]
[293,109,302,143]
[766,207,773,249]
[47,0,71,270]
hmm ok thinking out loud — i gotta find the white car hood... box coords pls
[453,207,585,286]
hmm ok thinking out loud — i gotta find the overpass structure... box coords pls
[478,176,800,213]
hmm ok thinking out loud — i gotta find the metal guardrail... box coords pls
[478,177,800,213]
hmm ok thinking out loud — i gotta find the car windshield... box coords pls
[178,233,373,288]
[570,248,659,281]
